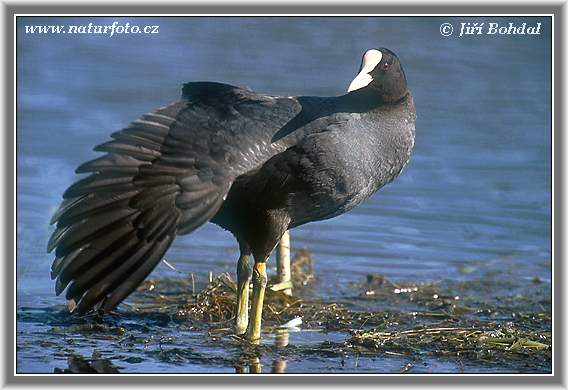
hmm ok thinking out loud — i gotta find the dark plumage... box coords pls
[48,48,416,339]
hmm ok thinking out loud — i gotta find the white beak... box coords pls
[347,49,383,92]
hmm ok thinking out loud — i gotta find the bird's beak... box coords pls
[347,49,383,92]
[347,72,373,92]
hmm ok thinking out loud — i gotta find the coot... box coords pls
[48,48,416,342]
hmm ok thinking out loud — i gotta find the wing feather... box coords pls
[49,82,303,314]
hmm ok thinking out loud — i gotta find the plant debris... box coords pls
[348,324,550,358]
[21,249,550,374]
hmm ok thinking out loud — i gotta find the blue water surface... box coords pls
[16,16,552,373]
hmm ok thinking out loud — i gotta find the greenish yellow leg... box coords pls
[246,262,267,343]
[236,255,251,335]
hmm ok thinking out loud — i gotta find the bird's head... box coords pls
[347,48,408,103]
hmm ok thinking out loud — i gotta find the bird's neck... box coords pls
[338,88,410,113]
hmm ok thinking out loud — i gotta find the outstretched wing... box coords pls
[48,82,296,314]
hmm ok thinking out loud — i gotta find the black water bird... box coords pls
[48,48,416,341]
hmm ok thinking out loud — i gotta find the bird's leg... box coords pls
[246,260,267,343]
[276,230,292,296]
[236,254,252,335]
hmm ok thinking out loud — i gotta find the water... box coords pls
[16,16,552,373]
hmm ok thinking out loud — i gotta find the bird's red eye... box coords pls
[382,63,390,71]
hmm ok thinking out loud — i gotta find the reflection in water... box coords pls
[271,359,287,374]
[235,329,290,374]
[235,354,263,374]
[271,330,289,374]
[54,352,120,374]
[250,357,262,374]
